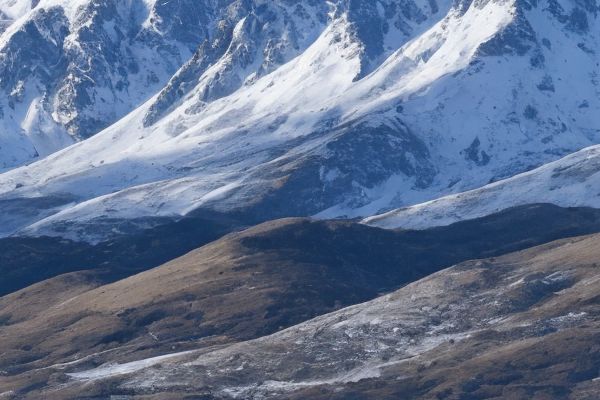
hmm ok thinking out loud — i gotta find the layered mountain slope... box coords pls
[0,209,243,296]
[3,204,600,398]
[0,0,599,242]
[30,230,600,399]
[0,0,208,169]
[366,144,600,229]
[0,0,324,170]
[0,0,394,171]
[4,202,600,297]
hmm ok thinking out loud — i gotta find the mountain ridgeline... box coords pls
[0,0,597,244]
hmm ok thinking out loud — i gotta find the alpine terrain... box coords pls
[0,0,598,241]
[0,0,599,399]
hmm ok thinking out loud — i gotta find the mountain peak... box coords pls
[0,0,598,243]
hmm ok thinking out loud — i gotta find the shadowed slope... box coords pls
[49,231,600,399]
[2,204,600,397]
[4,202,600,297]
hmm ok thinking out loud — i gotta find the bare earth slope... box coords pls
[48,231,600,400]
[1,204,600,398]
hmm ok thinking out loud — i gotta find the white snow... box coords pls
[0,0,598,241]
[364,145,600,229]
[0,0,189,172]
[67,350,196,381]
[0,0,34,20]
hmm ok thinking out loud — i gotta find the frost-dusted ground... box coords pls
[55,233,600,399]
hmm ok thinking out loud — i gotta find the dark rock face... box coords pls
[49,0,216,138]
[196,117,437,222]
[545,0,598,30]
[477,0,598,73]
[344,0,438,78]
[250,121,435,218]
[463,136,491,166]
[0,0,228,168]
[478,10,537,57]
[143,0,330,126]
[56,1,126,137]
[324,121,435,189]
[346,0,386,77]
[147,0,215,48]
[0,7,69,96]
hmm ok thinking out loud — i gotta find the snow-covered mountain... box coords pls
[0,0,34,26]
[0,0,599,242]
[0,0,242,170]
[365,144,600,229]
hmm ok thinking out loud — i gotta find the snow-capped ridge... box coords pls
[142,0,456,127]
[364,144,600,230]
[0,0,599,242]
[0,0,224,170]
